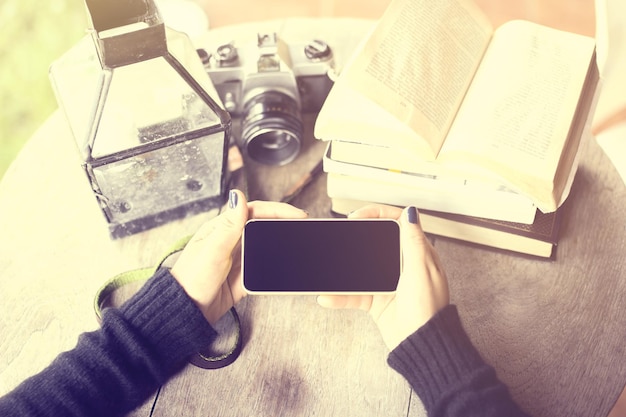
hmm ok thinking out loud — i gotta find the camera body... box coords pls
[200,33,335,165]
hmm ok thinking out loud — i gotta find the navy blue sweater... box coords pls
[388,306,530,416]
[0,269,529,416]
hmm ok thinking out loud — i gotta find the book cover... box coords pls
[330,197,563,258]
[421,207,560,244]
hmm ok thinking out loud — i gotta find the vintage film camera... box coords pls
[199,33,335,165]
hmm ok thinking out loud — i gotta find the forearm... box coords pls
[388,305,531,417]
[0,269,215,417]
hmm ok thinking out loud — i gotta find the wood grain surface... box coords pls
[432,133,626,417]
[1,11,625,417]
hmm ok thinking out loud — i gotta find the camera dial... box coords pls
[304,40,332,61]
[216,43,239,64]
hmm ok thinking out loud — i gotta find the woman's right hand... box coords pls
[318,205,450,350]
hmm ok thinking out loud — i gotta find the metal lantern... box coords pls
[49,0,231,238]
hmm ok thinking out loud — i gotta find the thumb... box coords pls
[170,190,249,324]
[400,206,431,269]
[171,190,248,285]
[317,294,374,311]
[189,189,248,250]
[397,206,450,327]
[204,189,249,248]
[397,205,437,302]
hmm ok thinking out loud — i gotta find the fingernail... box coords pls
[228,190,238,209]
[407,206,419,224]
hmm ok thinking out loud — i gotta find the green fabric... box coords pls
[92,235,242,369]
[94,234,192,321]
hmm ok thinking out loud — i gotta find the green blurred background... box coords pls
[0,0,87,180]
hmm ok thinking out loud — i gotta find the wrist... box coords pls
[120,269,217,365]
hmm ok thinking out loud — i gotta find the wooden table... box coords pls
[1,18,625,417]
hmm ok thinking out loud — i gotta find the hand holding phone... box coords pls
[317,205,450,350]
[242,218,401,294]
[171,190,309,323]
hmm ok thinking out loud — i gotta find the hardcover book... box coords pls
[314,0,599,213]
[330,197,563,258]
[323,143,537,223]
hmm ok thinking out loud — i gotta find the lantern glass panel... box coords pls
[91,131,225,234]
[49,35,103,160]
[49,18,231,238]
[92,54,222,158]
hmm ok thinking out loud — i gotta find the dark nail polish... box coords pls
[228,190,238,209]
[407,206,419,224]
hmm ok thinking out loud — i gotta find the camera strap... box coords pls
[93,234,242,370]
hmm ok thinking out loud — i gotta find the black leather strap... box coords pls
[188,307,243,369]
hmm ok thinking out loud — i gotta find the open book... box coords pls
[314,0,599,213]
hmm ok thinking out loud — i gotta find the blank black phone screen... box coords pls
[242,219,401,293]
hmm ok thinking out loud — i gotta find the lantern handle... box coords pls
[85,0,162,33]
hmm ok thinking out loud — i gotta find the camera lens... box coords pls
[241,91,303,165]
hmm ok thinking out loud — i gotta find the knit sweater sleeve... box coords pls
[0,268,216,417]
[387,304,531,417]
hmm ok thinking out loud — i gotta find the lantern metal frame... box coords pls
[50,0,232,238]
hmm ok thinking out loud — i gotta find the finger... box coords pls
[398,206,445,298]
[316,294,373,312]
[172,190,248,282]
[212,189,249,240]
[348,204,403,220]
[226,259,247,304]
[170,190,251,325]
[398,206,450,315]
[399,206,432,264]
[188,189,249,243]
[396,206,431,296]
[248,200,309,219]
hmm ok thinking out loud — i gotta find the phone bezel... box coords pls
[241,218,401,295]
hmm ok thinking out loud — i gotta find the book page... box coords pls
[314,71,435,159]
[596,121,626,187]
[593,0,626,126]
[442,20,595,179]
[343,0,492,158]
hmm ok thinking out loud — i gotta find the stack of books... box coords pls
[313,0,600,258]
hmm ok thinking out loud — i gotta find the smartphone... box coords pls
[242,218,401,294]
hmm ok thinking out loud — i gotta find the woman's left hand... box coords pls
[171,189,308,324]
